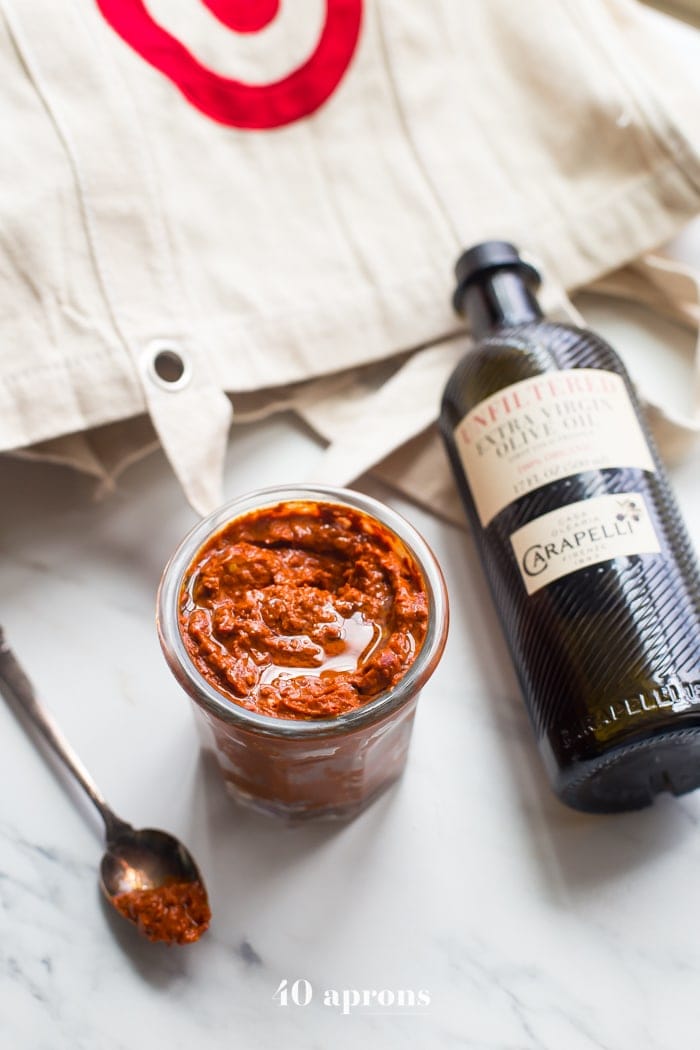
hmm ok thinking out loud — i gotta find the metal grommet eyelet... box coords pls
[142,340,193,392]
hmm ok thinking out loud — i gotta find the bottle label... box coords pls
[453,369,655,526]
[510,492,661,595]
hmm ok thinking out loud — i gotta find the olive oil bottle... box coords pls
[440,241,700,811]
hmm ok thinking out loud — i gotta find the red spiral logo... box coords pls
[96,0,363,129]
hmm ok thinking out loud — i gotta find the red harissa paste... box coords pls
[113,879,211,945]
[178,501,429,719]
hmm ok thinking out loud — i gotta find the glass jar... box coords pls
[157,485,449,821]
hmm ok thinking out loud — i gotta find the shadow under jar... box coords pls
[157,485,448,821]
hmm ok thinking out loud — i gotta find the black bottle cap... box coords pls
[452,241,541,314]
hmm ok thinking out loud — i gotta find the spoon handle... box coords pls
[0,626,130,842]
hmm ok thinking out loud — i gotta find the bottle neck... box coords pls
[461,269,543,340]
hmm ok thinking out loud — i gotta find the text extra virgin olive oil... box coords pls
[440,242,700,812]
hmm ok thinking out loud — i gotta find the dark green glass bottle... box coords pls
[440,241,700,811]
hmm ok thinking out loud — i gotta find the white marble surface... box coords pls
[2,308,700,1049]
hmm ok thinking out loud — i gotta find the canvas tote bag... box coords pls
[2,0,700,521]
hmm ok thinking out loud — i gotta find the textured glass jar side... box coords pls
[193,698,418,821]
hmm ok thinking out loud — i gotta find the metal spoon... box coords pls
[0,626,210,943]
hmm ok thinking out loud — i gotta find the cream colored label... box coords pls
[453,369,655,526]
[510,493,661,595]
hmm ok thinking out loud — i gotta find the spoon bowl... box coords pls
[100,827,203,899]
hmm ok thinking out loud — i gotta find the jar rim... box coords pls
[157,484,449,738]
